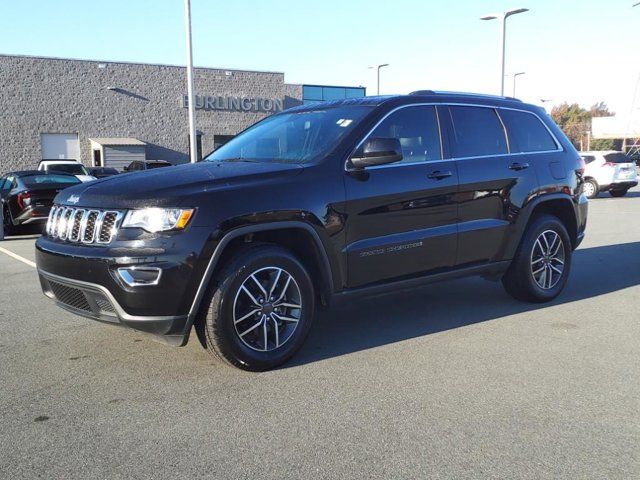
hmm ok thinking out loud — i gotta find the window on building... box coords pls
[365,106,441,164]
[499,109,557,153]
[188,133,203,161]
[93,149,102,167]
[302,85,366,104]
[214,135,235,150]
[447,106,508,157]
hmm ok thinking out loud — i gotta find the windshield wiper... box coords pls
[216,158,257,163]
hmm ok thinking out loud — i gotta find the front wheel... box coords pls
[609,188,629,197]
[196,244,315,371]
[502,215,572,303]
[2,207,14,238]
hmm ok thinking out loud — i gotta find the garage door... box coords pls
[41,133,80,160]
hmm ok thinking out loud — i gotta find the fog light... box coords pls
[117,267,162,287]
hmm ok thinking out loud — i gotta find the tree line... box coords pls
[550,101,616,151]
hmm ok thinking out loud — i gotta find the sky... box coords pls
[1,0,639,115]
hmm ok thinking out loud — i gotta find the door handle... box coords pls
[508,162,530,171]
[427,170,453,180]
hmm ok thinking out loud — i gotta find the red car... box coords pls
[1,171,81,235]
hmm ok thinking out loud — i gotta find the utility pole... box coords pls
[481,8,529,96]
[512,72,525,97]
[369,64,389,95]
[184,0,198,163]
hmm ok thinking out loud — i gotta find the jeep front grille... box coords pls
[46,206,124,245]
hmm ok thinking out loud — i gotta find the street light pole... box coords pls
[369,64,389,95]
[481,8,529,96]
[184,0,198,164]
[512,71,525,97]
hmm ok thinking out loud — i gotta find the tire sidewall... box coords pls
[520,216,572,302]
[211,249,315,370]
[583,179,598,199]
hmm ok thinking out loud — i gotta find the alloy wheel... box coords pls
[233,267,302,352]
[530,230,565,290]
[583,181,596,198]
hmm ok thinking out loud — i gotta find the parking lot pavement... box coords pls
[1,192,639,480]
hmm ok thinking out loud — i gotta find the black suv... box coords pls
[36,92,588,371]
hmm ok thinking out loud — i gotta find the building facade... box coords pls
[0,54,365,173]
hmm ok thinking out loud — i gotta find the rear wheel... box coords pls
[582,179,598,199]
[502,215,572,303]
[609,188,629,197]
[196,244,315,371]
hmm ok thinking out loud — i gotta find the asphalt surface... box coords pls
[1,190,639,479]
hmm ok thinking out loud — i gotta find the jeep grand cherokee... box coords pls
[36,92,588,371]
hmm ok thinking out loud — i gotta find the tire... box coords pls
[609,189,628,197]
[502,214,572,303]
[2,207,13,238]
[582,179,599,199]
[195,244,315,371]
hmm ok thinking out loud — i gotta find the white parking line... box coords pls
[0,246,36,269]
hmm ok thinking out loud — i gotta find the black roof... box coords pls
[284,91,532,114]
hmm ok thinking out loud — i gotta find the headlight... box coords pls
[122,208,194,233]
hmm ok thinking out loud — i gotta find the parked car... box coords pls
[87,167,119,179]
[1,171,80,235]
[579,151,638,198]
[37,91,587,371]
[124,160,172,172]
[38,160,96,183]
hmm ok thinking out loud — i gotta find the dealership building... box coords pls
[0,54,365,173]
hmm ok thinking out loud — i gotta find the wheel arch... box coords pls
[512,194,579,255]
[186,221,335,333]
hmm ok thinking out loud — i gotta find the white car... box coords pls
[579,151,638,198]
[37,160,97,183]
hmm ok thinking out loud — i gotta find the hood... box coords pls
[54,161,304,209]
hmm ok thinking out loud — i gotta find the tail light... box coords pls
[17,192,31,209]
[604,162,615,168]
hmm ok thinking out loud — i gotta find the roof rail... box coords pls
[409,90,522,102]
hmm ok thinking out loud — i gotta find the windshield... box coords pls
[604,152,633,164]
[205,106,373,164]
[22,174,81,187]
[47,163,89,175]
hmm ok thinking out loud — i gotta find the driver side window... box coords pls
[368,106,441,164]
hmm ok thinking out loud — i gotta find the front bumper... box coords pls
[38,269,188,345]
[35,226,216,345]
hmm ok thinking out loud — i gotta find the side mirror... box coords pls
[350,137,403,169]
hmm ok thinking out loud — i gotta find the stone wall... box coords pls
[0,55,296,174]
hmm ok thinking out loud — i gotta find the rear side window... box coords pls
[604,152,632,164]
[499,109,557,153]
[368,105,441,164]
[447,106,507,157]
